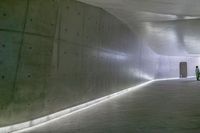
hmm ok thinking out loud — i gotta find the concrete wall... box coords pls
[0,0,199,127]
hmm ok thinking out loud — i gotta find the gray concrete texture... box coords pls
[24,79,200,133]
[79,0,200,56]
[0,0,199,127]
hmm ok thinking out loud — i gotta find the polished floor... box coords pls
[23,78,200,133]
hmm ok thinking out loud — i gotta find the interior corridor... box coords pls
[22,78,200,133]
[1,0,200,132]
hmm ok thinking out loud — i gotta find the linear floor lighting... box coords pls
[0,76,194,133]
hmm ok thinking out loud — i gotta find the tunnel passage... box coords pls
[0,0,200,132]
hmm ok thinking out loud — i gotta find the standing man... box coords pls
[195,66,200,80]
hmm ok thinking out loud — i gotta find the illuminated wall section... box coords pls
[0,0,199,129]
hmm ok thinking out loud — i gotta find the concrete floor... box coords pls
[23,78,200,133]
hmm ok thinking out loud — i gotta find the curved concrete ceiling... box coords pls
[78,0,200,56]
[78,0,200,22]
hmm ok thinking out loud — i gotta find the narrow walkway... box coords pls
[23,78,200,133]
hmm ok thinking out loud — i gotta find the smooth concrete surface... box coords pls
[0,0,200,130]
[143,20,200,55]
[79,0,200,22]
[79,0,200,55]
[0,0,157,127]
[22,78,200,133]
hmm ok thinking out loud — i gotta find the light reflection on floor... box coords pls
[22,78,200,133]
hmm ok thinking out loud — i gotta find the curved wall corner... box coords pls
[0,0,198,128]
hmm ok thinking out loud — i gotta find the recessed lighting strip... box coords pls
[0,76,195,133]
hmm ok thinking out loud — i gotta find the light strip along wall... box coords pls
[0,77,194,133]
